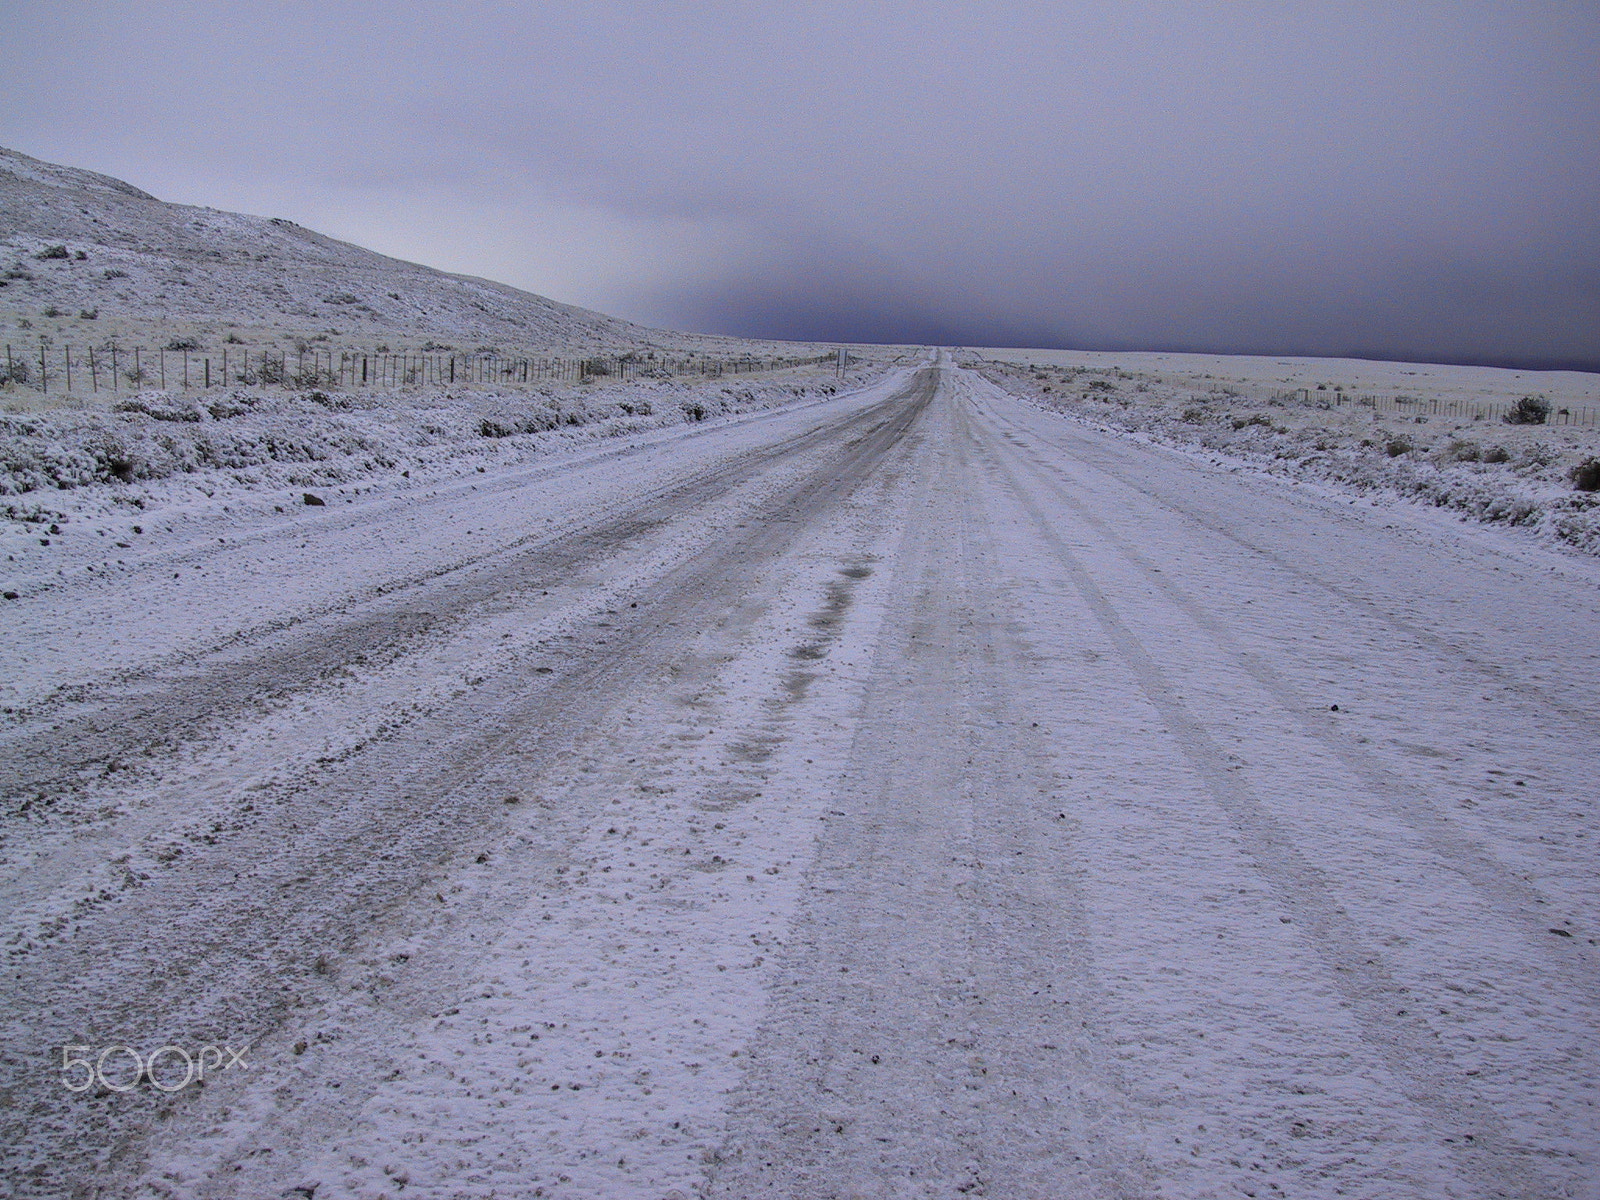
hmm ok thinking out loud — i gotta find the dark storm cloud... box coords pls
[3,0,1597,366]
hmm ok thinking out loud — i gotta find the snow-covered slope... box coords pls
[0,145,726,354]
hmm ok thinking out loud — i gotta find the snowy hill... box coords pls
[0,145,727,354]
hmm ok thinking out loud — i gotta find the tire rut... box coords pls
[958,381,1558,1200]
[0,372,938,1197]
[708,369,1155,1198]
[0,381,916,816]
[962,371,1600,992]
[975,377,1600,736]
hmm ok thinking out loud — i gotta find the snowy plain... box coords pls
[1,353,1597,1199]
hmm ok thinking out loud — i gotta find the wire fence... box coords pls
[0,341,845,396]
[1295,388,1598,429]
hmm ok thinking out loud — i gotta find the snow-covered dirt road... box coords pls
[4,361,1598,1199]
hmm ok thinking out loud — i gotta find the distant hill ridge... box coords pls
[0,145,731,353]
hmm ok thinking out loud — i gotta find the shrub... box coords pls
[1482,445,1511,464]
[1448,440,1481,462]
[1385,437,1412,457]
[1504,395,1550,425]
[292,366,337,389]
[102,268,127,279]
[114,397,200,422]
[36,245,69,260]
[78,308,97,320]
[166,338,200,352]
[207,396,255,419]
[42,306,62,318]
[1571,458,1600,492]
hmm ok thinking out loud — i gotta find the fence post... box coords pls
[90,347,98,392]
[39,340,47,393]
[65,346,71,393]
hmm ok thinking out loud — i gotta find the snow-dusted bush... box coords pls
[0,366,881,508]
[1504,396,1551,425]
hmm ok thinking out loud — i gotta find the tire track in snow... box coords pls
[962,369,1600,993]
[975,371,1600,736]
[0,378,916,813]
[709,369,1157,1198]
[959,374,1561,1199]
[0,373,938,1197]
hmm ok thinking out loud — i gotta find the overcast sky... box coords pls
[3,1,1597,367]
